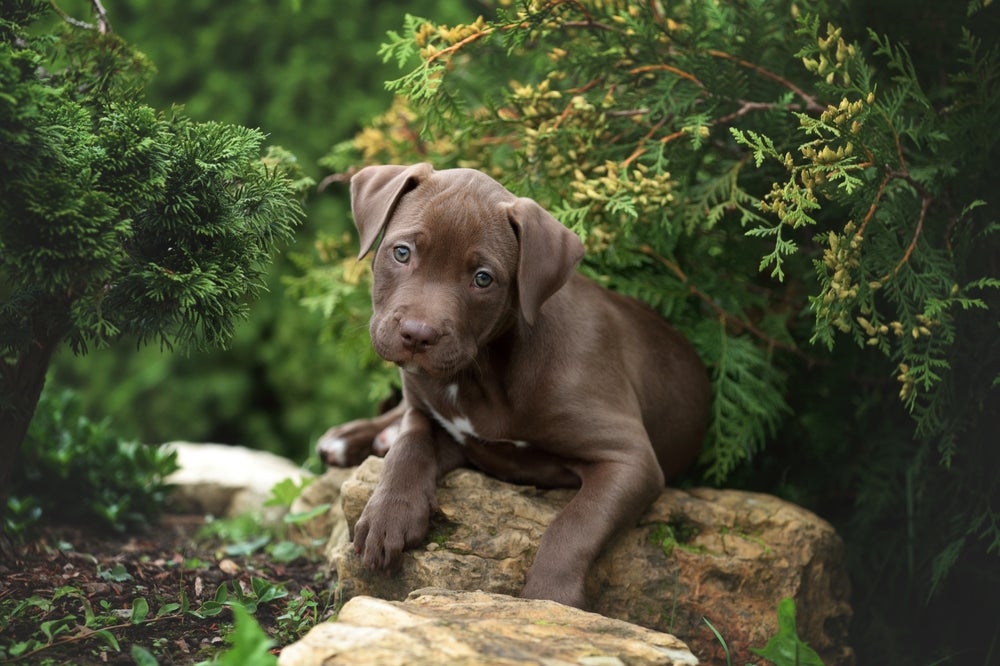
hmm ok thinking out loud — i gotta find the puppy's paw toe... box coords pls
[352,492,432,571]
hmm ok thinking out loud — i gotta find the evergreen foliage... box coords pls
[0,1,304,522]
[44,0,479,458]
[309,0,1000,662]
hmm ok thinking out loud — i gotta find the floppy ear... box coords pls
[350,163,435,259]
[507,197,585,325]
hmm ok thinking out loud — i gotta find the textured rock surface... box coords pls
[315,457,853,665]
[277,588,698,666]
[164,442,313,521]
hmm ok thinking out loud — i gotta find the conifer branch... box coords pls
[638,245,816,363]
[706,48,824,113]
[425,26,493,64]
[629,64,705,89]
[857,170,893,239]
[883,195,931,281]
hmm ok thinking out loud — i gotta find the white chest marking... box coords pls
[427,404,528,449]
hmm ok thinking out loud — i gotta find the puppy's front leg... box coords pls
[352,407,465,571]
[522,440,665,608]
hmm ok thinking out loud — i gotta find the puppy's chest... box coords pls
[423,382,528,449]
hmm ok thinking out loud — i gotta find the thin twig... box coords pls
[638,245,818,363]
[707,49,824,113]
[623,99,793,167]
[856,170,893,239]
[629,63,705,89]
[426,27,494,64]
[92,0,112,34]
[621,117,668,168]
[48,0,93,29]
[48,0,113,32]
[882,195,931,281]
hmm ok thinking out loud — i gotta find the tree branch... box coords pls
[92,0,112,34]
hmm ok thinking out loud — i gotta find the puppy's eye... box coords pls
[473,271,493,288]
[392,245,411,263]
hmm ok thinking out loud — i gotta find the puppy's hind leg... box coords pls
[317,400,406,467]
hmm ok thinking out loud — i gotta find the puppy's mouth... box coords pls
[371,315,476,378]
[394,352,468,379]
[372,339,471,378]
[398,359,424,375]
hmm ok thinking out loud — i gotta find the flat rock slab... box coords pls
[278,588,698,666]
[312,457,853,665]
[164,442,313,521]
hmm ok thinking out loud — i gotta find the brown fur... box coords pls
[318,163,710,608]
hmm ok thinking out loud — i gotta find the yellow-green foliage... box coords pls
[310,2,999,662]
[319,0,997,479]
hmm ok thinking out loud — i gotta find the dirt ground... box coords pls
[0,514,336,665]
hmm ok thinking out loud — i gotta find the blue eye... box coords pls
[473,271,493,288]
[392,245,410,263]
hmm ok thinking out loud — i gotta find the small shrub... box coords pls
[6,388,178,535]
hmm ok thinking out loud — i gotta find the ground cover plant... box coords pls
[0,500,337,665]
[1,386,337,665]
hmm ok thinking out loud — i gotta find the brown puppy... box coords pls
[319,163,710,608]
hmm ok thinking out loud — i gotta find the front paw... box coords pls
[522,566,587,609]
[353,491,433,571]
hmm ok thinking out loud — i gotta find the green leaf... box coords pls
[40,616,75,641]
[268,539,306,563]
[157,602,181,617]
[265,477,312,508]
[702,617,733,666]
[751,598,825,666]
[224,535,271,557]
[192,601,225,619]
[251,577,289,605]
[131,645,160,666]
[283,503,331,525]
[92,629,121,651]
[213,604,277,666]
[99,562,134,583]
[130,597,150,624]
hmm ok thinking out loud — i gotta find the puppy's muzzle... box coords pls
[399,319,441,352]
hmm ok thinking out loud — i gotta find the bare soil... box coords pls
[0,515,334,665]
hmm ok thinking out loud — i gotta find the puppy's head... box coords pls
[350,163,584,378]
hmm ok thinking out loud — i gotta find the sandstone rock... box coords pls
[325,457,853,666]
[278,588,698,666]
[164,442,313,522]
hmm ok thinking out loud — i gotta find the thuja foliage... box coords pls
[308,0,999,662]
[0,1,305,525]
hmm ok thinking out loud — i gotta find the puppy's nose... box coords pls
[399,319,440,351]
